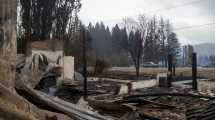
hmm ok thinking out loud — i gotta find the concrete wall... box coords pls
[62,56,75,84]
[118,79,158,95]
[32,50,63,64]
[0,0,17,89]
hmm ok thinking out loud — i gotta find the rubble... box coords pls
[186,102,215,120]
[84,86,215,120]
[14,53,215,120]
[2,0,215,119]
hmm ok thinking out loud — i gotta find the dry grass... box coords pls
[98,67,215,80]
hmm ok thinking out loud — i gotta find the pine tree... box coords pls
[112,24,122,51]
[167,32,181,59]
[19,0,81,41]
[209,55,215,67]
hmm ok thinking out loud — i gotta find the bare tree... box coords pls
[130,30,144,80]
[121,17,147,80]
[158,18,167,67]
[122,17,138,33]
[121,15,180,79]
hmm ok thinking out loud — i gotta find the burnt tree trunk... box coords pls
[0,1,48,120]
[82,27,87,99]
[167,54,173,87]
[0,1,81,120]
[135,60,140,80]
[0,0,17,89]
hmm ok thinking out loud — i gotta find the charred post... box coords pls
[192,53,197,90]
[167,54,173,87]
[173,61,176,76]
[82,27,88,99]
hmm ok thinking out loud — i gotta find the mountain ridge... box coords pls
[193,43,215,56]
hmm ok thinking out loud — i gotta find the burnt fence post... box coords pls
[192,53,198,90]
[82,27,87,99]
[173,60,176,77]
[167,54,173,87]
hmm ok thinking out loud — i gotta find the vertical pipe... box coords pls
[82,27,87,99]
[167,54,173,87]
[192,53,197,90]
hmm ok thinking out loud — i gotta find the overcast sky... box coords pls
[79,0,215,45]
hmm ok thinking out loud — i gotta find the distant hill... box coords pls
[194,43,215,56]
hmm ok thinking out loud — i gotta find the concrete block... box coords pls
[63,56,75,82]
[157,73,168,87]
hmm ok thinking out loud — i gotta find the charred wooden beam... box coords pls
[19,82,113,120]
[139,113,160,120]
[186,103,215,120]
[117,98,176,109]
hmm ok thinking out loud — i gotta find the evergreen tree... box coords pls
[19,0,81,41]
[182,45,194,66]
[111,25,130,66]
[105,26,113,55]
[120,28,129,51]
[166,32,181,59]
[112,24,122,51]
[143,17,160,63]
[209,55,215,67]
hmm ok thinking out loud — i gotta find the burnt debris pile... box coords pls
[13,53,215,120]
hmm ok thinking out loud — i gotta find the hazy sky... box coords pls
[79,0,215,45]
